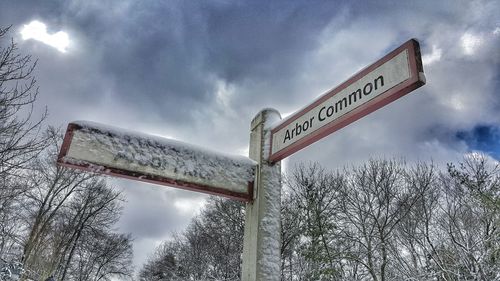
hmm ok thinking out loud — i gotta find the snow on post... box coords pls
[57,121,257,201]
[242,109,282,281]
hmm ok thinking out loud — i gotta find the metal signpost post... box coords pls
[57,39,425,280]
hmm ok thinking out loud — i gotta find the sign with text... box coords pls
[270,39,425,162]
[58,122,257,201]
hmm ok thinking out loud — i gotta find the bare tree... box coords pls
[55,177,126,280]
[20,130,133,281]
[0,25,47,183]
[0,25,134,281]
[138,241,187,281]
[435,154,500,280]
[337,160,424,281]
[0,25,49,281]
[285,163,343,280]
[69,231,133,281]
[280,186,302,281]
[20,130,94,278]
[138,197,244,281]
[392,162,440,280]
[139,158,499,281]
[197,197,244,280]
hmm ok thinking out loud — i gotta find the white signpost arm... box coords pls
[269,39,425,162]
[242,109,282,281]
[57,121,256,201]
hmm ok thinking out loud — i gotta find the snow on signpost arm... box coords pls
[57,121,257,201]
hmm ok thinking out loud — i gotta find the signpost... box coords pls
[57,121,257,201]
[270,39,425,162]
[57,38,425,281]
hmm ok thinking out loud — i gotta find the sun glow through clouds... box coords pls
[20,20,69,53]
[460,32,482,56]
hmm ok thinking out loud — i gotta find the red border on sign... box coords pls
[57,124,255,202]
[269,39,425,163]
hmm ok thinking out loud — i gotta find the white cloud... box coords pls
[422,45,442,65]
[464,151,500,167]
[461,32,483,56]
[448,95,466,111]
[215,79,235,108]
[174,198,206,215]
[20,20,70,53]
[130,237,164,272]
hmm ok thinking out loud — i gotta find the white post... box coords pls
[242,109,282,281]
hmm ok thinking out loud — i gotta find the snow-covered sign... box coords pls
[57,121,257,201]
[270,39,426,162]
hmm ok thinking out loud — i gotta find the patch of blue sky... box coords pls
[456,124,500,159]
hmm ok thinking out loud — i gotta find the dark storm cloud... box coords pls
[6,0,347,126]
[42,0,352,150]
[200,2,341,82]
[87,1,347,123]
[0,1,63,26]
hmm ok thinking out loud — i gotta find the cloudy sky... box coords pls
[1,0,499,272]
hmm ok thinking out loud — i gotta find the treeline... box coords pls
[0,26,133,280]
[139,198,244,280]
[140,157,500,281]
